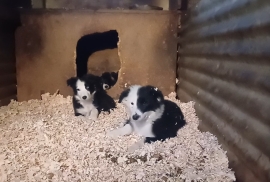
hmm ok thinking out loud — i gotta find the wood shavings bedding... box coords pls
[0,92,235,182]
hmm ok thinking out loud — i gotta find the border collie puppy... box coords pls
[106,85,186,152]
[67,74,116,120]
[101,71,118,90]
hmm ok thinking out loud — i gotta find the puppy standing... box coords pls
[67,74,116,121]
[107,85,186,152]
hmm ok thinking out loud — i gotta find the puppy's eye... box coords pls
[76,89,80,91]
[131,102,134,105]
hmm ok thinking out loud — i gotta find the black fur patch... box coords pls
[118,88,130,103]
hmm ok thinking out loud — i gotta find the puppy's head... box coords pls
[119,85,164,121]
[67,74,101,100]
[134,85,164,120]
[101,71,118,90]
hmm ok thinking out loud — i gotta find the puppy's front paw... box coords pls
[106,129,120,138]
[89,114,98,121]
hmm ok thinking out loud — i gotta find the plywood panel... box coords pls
[16,9,178,101]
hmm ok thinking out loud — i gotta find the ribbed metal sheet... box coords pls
[0,4,18,106]
[177,0,270,181]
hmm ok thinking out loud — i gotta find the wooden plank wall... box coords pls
[0,1,22,106]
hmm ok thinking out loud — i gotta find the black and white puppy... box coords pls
[67,74,116,120]
[106,85,186,152]
[101,71,118,90]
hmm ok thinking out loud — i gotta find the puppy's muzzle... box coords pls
[103,84,110,90]
[132,113,140,120]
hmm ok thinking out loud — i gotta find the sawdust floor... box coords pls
[0,93,235,182]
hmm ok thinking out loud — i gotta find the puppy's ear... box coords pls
[110,72,118,83]
[118,88,130,103]
[67,77,77,87]
[111,71,118,78]
[150,86,164,103]
[101,72,110,79]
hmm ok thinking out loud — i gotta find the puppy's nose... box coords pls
[132,114,140,120]
[82,96,87,100]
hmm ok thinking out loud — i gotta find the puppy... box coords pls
[101,71,118,90]
[107,85,186,152]
[67,74,116,120]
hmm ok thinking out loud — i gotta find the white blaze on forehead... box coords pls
[76,79,91,100]
[129,85,141,95]
[122,85,141,117]
[76,79,85,89]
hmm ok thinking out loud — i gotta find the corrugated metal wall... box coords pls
[177,0,270,182]
[0,1,20,106]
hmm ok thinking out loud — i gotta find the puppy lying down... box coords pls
[107,85,186,152]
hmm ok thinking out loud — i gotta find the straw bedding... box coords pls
[0,92,235,182]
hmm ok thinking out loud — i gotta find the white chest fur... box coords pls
[76,98,95,117]
[131,120,155,138]
[130,107,164,138]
